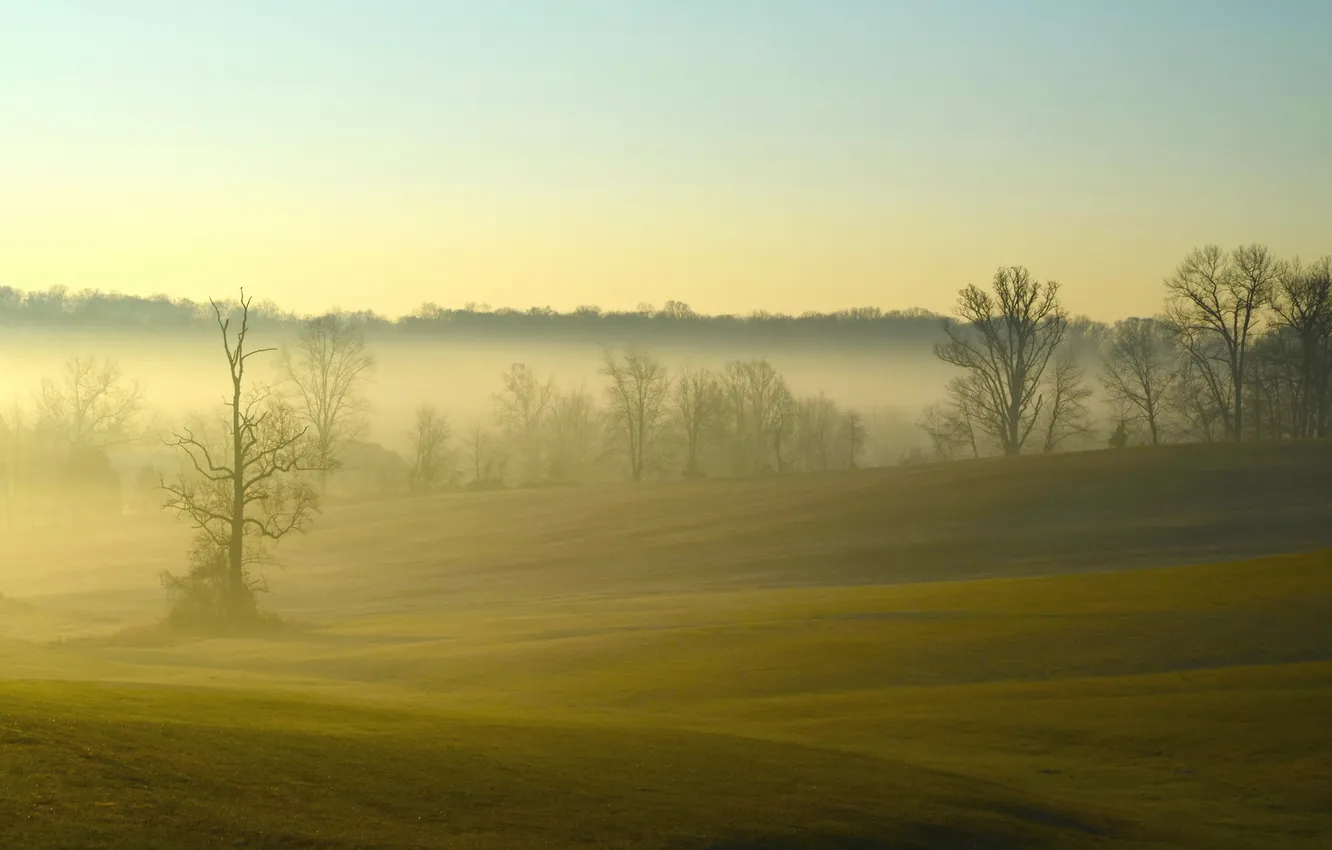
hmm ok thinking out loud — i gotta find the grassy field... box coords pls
[2,442,1331,847]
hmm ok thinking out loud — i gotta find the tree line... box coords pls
[1,284,1109,351]
[920,246,1331,458]
[405,355,870,494]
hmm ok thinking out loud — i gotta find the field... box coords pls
[2,442,1332,848]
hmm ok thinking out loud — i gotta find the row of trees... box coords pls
[4,291,878,623]
[406,356,869,493]
[156,294,882,625]
[3,284,1086,351]
[922,246,1331,456]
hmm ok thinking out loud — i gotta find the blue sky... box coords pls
[2,1,1330,318]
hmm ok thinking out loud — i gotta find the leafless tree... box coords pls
[1100,317,1176,445]
[35,356,148,449]
[794,393,841,471]
[918,375,988,461]
[841,408,866,469]
[465,423,506,490]
[1270,256,1332,437]
[945,376,988,458]
[1162,244,1280,440]
[1040,353,1094,453]
[160,291,323,620]
[769,387,798,473]
[933,266,1067,455]
[282,313,375,480]
[1167,354,1227,443]
[719,360,791,475]
[493,363,554,485]
[545,388,601,484]
[917,403,959,462]
[672,367,720,478]
[408,405,451,493]
[601,350,671,481]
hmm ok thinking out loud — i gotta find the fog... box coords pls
[4,301,1332,850]
[1,324,963,471]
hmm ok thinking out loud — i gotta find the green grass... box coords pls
[3,680,1156,850]
[2,442,1332,847]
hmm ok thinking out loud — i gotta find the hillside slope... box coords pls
[280,440,1332,610]
[3,551,1330,848]
[4,440,1330,621]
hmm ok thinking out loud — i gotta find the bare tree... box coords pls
[35,356,148,449]
[719,360,791,475]
[1270,256,1332,438]
[917,403,959,462]
[672,367,720,478]
[933,266,1068,455]
[493,363,554,485]
[465,423,507,490]
[918,375,988,462]
[794,393,841,471]
[1100,317,1176,445]
[841,408,866,469]
[1040,353,1094,453]
[161,291,322,621]
[408,405,451,493]
[945,375,988,458]
[545,388,601,484]
[1167,354,1227,442]
[769,387,798,474]
[282,313,375,479]
[601,350,671,481]
[1163,244,1280,441]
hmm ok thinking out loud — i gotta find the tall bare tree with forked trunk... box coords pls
[161,291,323,622]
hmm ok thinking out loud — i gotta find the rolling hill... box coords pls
[2,441,1331,848]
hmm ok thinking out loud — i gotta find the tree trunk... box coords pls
[229,372,246,614]
[1232,356,1244,442]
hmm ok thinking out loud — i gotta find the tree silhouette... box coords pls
[161,291,322,622]
[933,266,1068,456]
[1100,317,1176,445]
[841,409,866,469]
[408,405,451,493]
[672,367,720,478]
[602,350,671,481]
[35,356,147,450]
[493,364,554,486]
[1163,244,1280,441]
[282,313,375,486]
[1270,256,1332,438]
[1040,353,1094,453]
[719,360,791,475]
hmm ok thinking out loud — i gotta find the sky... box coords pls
[2,1,1330,321]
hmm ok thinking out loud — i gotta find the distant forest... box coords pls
[0,285,1110,350]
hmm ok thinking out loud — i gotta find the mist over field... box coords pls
[0,323,952,465]
[3,244,1332,850]
[5,1,1332,846]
